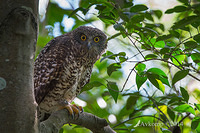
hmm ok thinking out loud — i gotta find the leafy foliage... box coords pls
[37,0,200,132]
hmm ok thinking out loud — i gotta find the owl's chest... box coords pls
[39,58,91,113]
[55,59,87,101]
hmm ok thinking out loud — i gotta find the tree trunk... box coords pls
[0,0,38,133]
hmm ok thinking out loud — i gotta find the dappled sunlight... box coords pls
[97,97,107,109]
[74,98,87,107]
[108,114,117,124]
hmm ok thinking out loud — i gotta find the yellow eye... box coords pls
[81,35,87,41]
[94,37,100,42]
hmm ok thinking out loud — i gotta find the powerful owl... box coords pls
[34,26,107,121]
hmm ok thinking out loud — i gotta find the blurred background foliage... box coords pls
[36,0,200,132]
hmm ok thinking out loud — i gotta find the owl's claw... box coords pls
[61,104,83,119]
[72,104,84,113]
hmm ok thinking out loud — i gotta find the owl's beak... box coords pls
[87,42,92,49]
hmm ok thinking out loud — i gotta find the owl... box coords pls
[34,26,107,121]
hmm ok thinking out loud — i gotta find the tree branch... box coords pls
[39,109,116,133]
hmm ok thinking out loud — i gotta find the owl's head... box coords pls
[72,26,107,60]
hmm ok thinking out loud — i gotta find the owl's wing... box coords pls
[34,38,66,104]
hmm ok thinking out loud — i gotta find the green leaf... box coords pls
[191,53,200,66]
[126,95,139,110]
[167,107,175,121]
[101,51,126,62]
[157,23,165,31]
[196,123,200,133]
[178,0,189,4]
[157,34,172,41]
[107,63,121,76]
[160,48,170,55]
[147,68,170,87]
[118,52,126,56]
[95,5,106,11]
[173,104,195,115]
[172,70,189,85]
[184,41,198,50]
[82,81,104,92]
[191,116,200,130]
[168,96,184,105]
[154,41,165,48]
[37,36,53,48]
[101,51,115,62]
[180,87,189,102]
[114,23,125,31]
[144,54,158,59]
[135,63,146,73]
[130,4,148,12]
[145,12,154,21]
[124,1,133,8]
[131,14,145,23]
[100,54,115,62]
[146,67,171,93]
[59,127,64,133]
[147,73,165,93]
[107,33,122,41]
[105,51,114,56]
[137,27,159,36]
[136,72,147,90]
[166,42,176,47]
[194,34,200,43]
[46,3,69,26]
[171,51,185,66]
[147,68,167,77]
[156,79,165,93]
[165,6,187,14]
[69,7,88,18]
[180,26,190,32]
[118,11,129,22]
[98,14,115,24]
[169,30,180,38]
[152,10,162,19]
[107,81,119,103]
[172,15,199,30]
[119,56,127,63]
[191,20,200,28]
[195,103,200,111]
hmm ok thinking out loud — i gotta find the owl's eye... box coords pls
[81,35,87,41]
[94,37,100,43]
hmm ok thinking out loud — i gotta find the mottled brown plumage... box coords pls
[34,26,107,121]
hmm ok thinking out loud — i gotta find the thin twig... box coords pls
[169,36,193,56]
[177,113,190,126]
[143,88,171,127]
[121,62,141,92]
[127,35,146,59]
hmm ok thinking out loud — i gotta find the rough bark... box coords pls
[0,0,38,133]
[39,109,116,133]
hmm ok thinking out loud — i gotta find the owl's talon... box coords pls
[62,104,83,119]
[72,104,83,113]
[78,105,84,113]
[64,105,74,119]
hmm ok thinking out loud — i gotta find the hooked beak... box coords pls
[87,42,92,49]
